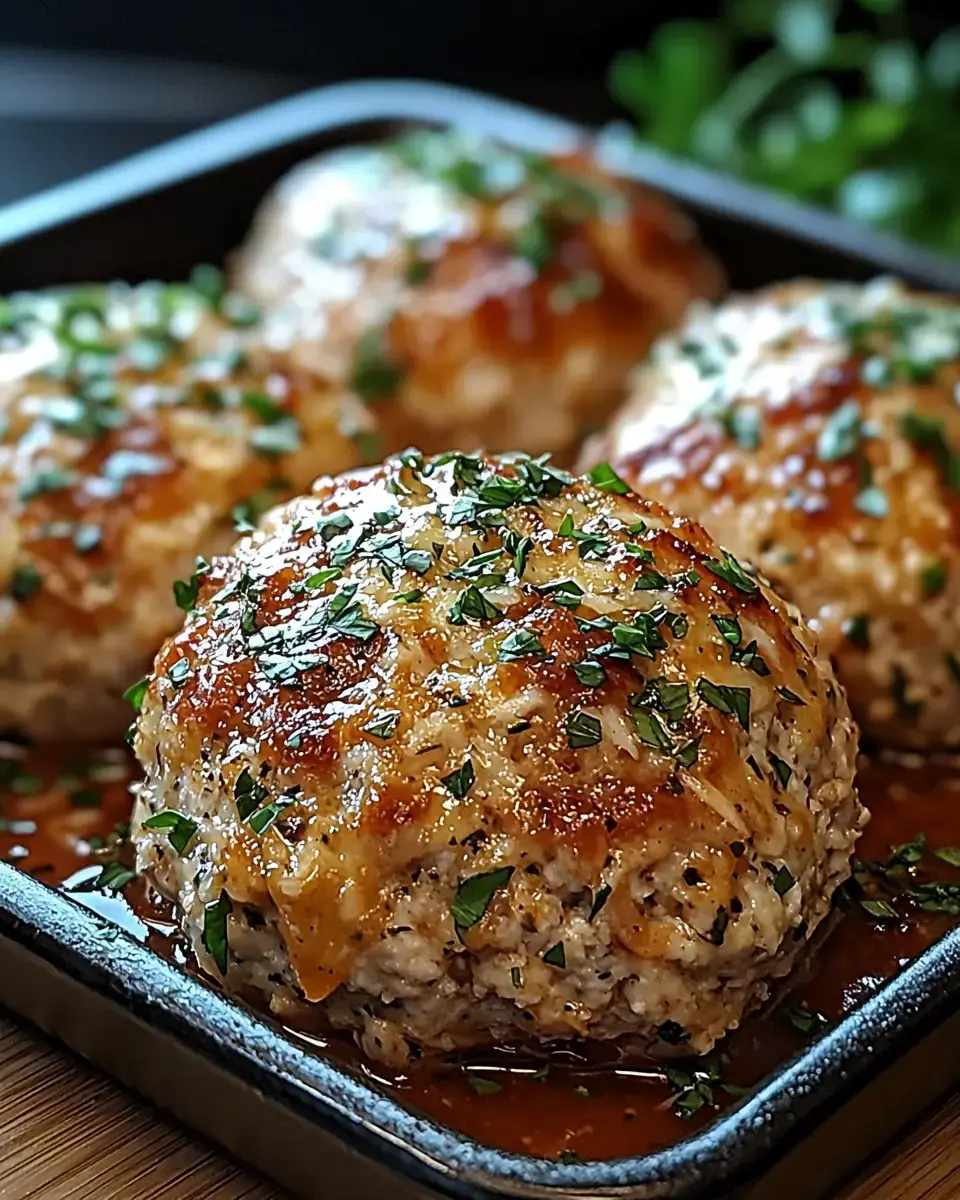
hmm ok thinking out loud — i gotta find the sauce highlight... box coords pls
[2,745,958,1163]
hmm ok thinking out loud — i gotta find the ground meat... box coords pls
[131,450,862,1065]
[233,129,722,464]
[583,277,960,749]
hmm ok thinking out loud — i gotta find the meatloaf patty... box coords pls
[131,450,862,1065]
[233,129,722,463]
[583,278,960,749]
[0,275,377,742]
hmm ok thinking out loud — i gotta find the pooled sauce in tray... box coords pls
[3,745,959,1162]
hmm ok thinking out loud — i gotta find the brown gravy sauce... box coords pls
[2,746,958,1163]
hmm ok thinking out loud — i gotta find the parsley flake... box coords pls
[703,550,759,594]
[173,557,211,612]
[451,865,514,930]
[542,941,566,968]
[566,709,602,748]
[586,462,631,494]
[142,810,198,856]
[697,678,751,730]
[202,892,232,975]
[499,630,546,661]
[442,758,476,799]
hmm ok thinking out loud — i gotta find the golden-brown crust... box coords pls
[234,134,723,461]
[137,451,850,997]
[0,278,369,740]
[587,278,960,746]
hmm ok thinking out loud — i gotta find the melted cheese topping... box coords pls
[135,452,844,999]
[235,131,722,457]
[590,278,960,743]
[0,276,369,637]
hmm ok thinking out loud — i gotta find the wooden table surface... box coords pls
[0,1010,957,1200]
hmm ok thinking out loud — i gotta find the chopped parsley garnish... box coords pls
[510,967,522,988]
[468,1077,503,1096]
[449,585,503,625]
[557,512,610,559]
[769,754,793,788]
[853,485,889,518]
[451,865,514,930]
[662,1059,738,1119]
[771,865,796,896]
[173,556,210,611]
[442,758,476,799]
[303,568,342,590]
[731,639,770,676]
[447,548,506,586]
[18,466,75,502]
[542,941,566,968]
[249,798,295,835]
[708,906,729,945]
[703,550,759,594]
[921,561,947,597]
[718,404,762,451]
[675,735,702,768]
[861,898,899,921]
[842,614,870,649]
[536,579,584,609]
[249,417,301,457]
[935,847,960,868]
[816,401,862,462]
[573,659,606,688]
[566,709,602,748]
[315,512,354,542]
[786,1003,830,1036]
[586,462,631,495]
[512,217,554,271]
[167,658,191,687]
[498,630,546,661]
[202,892,232,974]
[589,884,612,921]
[642,677,691,724]
[394,588,423,603]
[69,861,137,894]
[776,686,805,705]
[363,710,401,739]
[123,677,149,712]
[632,707,674,752]
[901,410,960,492]
[503,530,533,578]
[633,568,671,591]
[350,327,405,403]
[9,565,41,603]
[234,767,269,821]
[241,391,285,423]
[141,810,198,856]
[696,678,751,730]
[710,614,741,645]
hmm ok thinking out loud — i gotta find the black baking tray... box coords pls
[1,79,960,1200]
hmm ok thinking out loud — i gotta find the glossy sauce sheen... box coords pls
[2,745,958,1161]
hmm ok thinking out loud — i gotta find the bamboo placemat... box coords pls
[0,1008,954,1200]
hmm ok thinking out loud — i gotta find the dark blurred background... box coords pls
[0,0,957,251]
[0,1,764,201]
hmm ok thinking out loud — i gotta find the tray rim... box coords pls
[1,76,960,1198]
[0,78,958,291]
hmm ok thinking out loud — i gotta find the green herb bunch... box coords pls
[610,0,960,254]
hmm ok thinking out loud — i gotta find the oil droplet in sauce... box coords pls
[2,743,959,1163]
